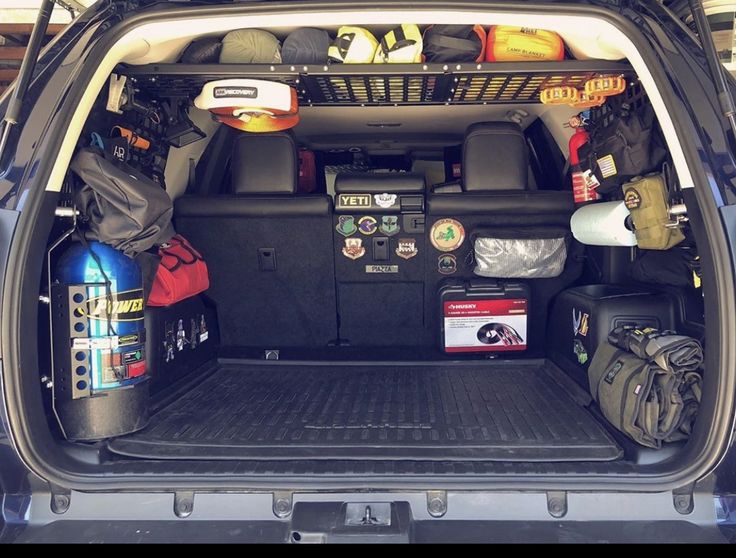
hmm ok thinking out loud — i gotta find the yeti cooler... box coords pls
[439,280,530,353]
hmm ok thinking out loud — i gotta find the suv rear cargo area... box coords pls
[13,7,719,487]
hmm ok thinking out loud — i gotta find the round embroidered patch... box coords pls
[437,254,458,275]
[624,188,642,210]
[430,218,465,252]
[358,216,378,235]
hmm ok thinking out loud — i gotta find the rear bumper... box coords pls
[3,489,730,543]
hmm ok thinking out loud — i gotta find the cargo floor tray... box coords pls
[108,360,622,462]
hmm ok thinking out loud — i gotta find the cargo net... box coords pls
[587,79,648,127]
[313,74,437,104]
[450,72,596,103]
[118,61,634,106]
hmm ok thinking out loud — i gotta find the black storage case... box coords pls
[439,279,530,354]
[145,295,219,394]
[547,284,677,389]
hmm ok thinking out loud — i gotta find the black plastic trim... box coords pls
[1,1,734,492]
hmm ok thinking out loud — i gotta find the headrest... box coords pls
[230,132,298,194]
[462,122,528,191]
[334,173,426,194]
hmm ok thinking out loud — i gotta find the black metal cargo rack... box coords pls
[116,60,634,106]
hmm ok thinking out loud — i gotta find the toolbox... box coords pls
[439,279,530,353]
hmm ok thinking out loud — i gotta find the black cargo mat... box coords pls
[108,362,622,462]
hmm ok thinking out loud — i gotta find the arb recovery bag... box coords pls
[148,234,210,307]
[422,25,486,62]
[194,79,300,132]
[486,26,564,61]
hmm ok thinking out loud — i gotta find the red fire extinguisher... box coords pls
[569,118,601,205]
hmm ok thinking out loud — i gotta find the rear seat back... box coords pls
[426,121,580,355]
[175,131,337,347]
[333,173,429,346]
[462,121,529,191]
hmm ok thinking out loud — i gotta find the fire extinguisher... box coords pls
[569,116,601,205]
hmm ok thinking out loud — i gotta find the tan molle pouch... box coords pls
[623,174,685,250]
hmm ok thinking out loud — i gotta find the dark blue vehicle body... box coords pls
[1,0,736,542]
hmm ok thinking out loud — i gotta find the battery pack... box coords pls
[439,280,530,353]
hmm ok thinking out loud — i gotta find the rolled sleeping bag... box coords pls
[282,28,331,64]
[219,29,282,63]
[179,37,222,63]
[570,201,637,247]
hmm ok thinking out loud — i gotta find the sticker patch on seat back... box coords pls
[358,216,378,235]
[342,237,366,260]
[336,215,358,237]
[374,193,398,208]
[366,265,399,273]
[395,238,418,260]
[337,194,372,210]
[430,218,465,252]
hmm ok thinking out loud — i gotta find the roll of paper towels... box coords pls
[570,201,638,246]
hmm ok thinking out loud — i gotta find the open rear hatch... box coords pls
[3,3,730,493]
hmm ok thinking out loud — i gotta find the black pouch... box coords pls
[472,227,569,279]
[578,104,667,195]
[71,148,175,257]
[422,25,486,62]
[631,245,699,288]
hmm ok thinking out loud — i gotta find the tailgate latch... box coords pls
[345,503,392,526]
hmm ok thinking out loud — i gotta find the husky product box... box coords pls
[439,280,530,353]
[145,294,219,394]
[547,284,677,389]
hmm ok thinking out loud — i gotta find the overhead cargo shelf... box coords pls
[117,60,634,106]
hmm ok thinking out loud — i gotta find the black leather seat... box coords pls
[426,121,579,355]
[174,131,338,348]
[335,172,426,194]
[428,121,573,222]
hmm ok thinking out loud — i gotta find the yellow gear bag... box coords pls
[328,26,379,63]
[486,26,565,61]
[374,24,423,63]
